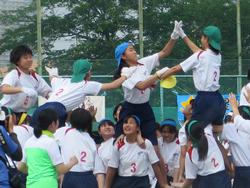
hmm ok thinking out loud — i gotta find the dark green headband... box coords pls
[187,120,199,147]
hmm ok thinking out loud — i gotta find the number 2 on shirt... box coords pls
[213,71,218,82]
[211,157,219,167]
[130,163,137,173]
[55,88,64,96]
[80,151,87,162]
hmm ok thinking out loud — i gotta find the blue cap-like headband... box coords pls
[160,119,177,127]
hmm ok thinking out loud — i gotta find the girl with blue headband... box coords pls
[158,119,180,185]
[106,115,171,188]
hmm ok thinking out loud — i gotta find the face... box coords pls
[122,45,138,66]
[123,117,139,136]
[17,54,33,70]
[99,122,115,138]
[201,35,209,49]
[161,126,176,143]
[49,120,59,133]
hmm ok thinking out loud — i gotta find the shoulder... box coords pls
[138,53,159,64]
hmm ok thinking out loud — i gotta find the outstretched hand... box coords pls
[176,21,186,39]
[45,66,59,77]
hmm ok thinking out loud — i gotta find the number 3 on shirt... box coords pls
[130,163,137,173]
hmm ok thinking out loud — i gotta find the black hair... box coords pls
[185,120,208,161]
[123,115,141,128]
[34,108,58,138]
[113,60,129,80]
[224,114,233,124]
[238,106,250,120]
[208,44,220,55]
[160,118,178,136]
[248,68,250,81]
[98,119,114,131]
[70,108,93,133]
[10,45,33,65]
[113,102,124,122]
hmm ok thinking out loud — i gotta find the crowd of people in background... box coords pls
[0,20,250,188]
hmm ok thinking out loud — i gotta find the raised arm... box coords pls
[158,21,180,60]
[177,21,201,53]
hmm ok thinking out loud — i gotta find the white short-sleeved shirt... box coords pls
[178,125,187,147]
[23,135,63,166]
[178,124,213,146]
[0,68,52,112]
[234,115,250,135]
[14,124,33,149]
[47,78,102,111]
[221,123,250,167]
[180,49,221,92]
[185,134,225,179]
[122,53,160,104]
[94,137,115,174]
[240,83,250,106]
[54,122,71,148]
[158,137,180,177]
[59,128,96,172]
[108,138,159,177]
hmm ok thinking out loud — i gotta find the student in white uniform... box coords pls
[105,115,171,188]
[0,45,52,117]
[160,25,225,133]
[19,108,78,188]
[172,120,231,188]
[221,118,250,188]
[60,108,98,188]
[94,119,115,188]
[239,68,250,106]
[31,59,132,128]
[113,23,179,145]
[158,119,180,185]
[229,93,250,135]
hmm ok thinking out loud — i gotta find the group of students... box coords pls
[0,19,250,188]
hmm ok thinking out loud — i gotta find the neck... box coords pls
[102,135,113,141]
[126,134,137,143]
[18,66,30,74]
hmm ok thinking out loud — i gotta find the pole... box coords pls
[138,0,144,58]
[36,0,42,75]
[236,0,242,93]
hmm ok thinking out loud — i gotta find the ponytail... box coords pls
[186,120,208,160]
[113,60,129,80]
[197,134,208,160]
[209,44,220,55]
[34,124,42,138]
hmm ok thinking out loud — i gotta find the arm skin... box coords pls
[105,167,118,188]
[158,39,177,60]
[0,84,22,94]
[160,64,183,80]
[101,76,127,90]
[182,36,201,53]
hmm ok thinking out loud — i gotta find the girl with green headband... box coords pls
[172,120,231,188]
[160,22,226,134]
